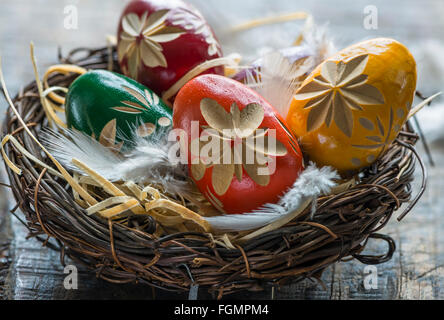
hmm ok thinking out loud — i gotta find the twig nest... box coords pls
[173,74,304,214]
[286,38,417,173]
[117,0,224,96]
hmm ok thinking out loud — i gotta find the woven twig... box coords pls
[1,46,426,298]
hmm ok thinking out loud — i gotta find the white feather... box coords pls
[206,163,339,232]
[40,128,192,197]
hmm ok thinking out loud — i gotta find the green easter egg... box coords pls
[65,70,172,151]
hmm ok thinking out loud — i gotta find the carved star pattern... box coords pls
[191,98,288,196]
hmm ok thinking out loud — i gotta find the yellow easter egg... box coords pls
[286,38,417,173]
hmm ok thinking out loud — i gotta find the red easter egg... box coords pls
[117,0,224,96]
[173,74,304,214]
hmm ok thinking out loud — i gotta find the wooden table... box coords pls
[1,0,444,300]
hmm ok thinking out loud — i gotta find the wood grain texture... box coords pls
[1,0,444,300]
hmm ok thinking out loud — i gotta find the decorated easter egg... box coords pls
[117,0,224,96]
[65,70,172,151]
[286,38,417,173]
[173,74,304,214]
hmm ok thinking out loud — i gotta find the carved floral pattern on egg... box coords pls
[112,85,161,114]
[287,38,417,173]
[93,119,123,152]
[118,10,185,74]
[109,84,172,139]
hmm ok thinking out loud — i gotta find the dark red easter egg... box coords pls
[173,74,304,214]
[117,0,224,97]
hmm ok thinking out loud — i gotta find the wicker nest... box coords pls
[1,46,427,298]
